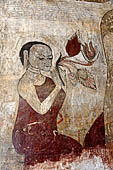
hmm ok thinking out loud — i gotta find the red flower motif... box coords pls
[82,41,96,61]
[66,34,81,57]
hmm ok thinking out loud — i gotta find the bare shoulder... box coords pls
[18,75,35,99]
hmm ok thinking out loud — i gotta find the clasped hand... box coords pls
[40,67,63,89]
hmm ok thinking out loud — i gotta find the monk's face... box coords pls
[29,44,53,72]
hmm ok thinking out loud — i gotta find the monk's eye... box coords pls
[39,58,44,60]
[48,55,53,60]
[39,55,45,60]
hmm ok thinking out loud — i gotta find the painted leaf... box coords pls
[68,71,80,86]
[77,69,96,90]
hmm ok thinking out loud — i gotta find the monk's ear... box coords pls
[23,50,29,69]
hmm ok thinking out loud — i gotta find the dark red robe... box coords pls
[12,77,105,166]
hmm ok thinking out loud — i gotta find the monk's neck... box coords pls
[24,66,46,86]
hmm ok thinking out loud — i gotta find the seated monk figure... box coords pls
[12,41,105,167]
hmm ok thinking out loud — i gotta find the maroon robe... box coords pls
[12,77,105,166]
[12,78,82,166]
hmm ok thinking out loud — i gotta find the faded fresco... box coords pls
[0,0,113,170]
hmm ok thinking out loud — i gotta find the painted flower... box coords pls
[65,33,81,57]
[82,41,96,61]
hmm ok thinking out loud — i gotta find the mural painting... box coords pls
[0,0,113,170]
[12,35,106,169]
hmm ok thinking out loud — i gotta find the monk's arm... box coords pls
[18,82,62,115]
